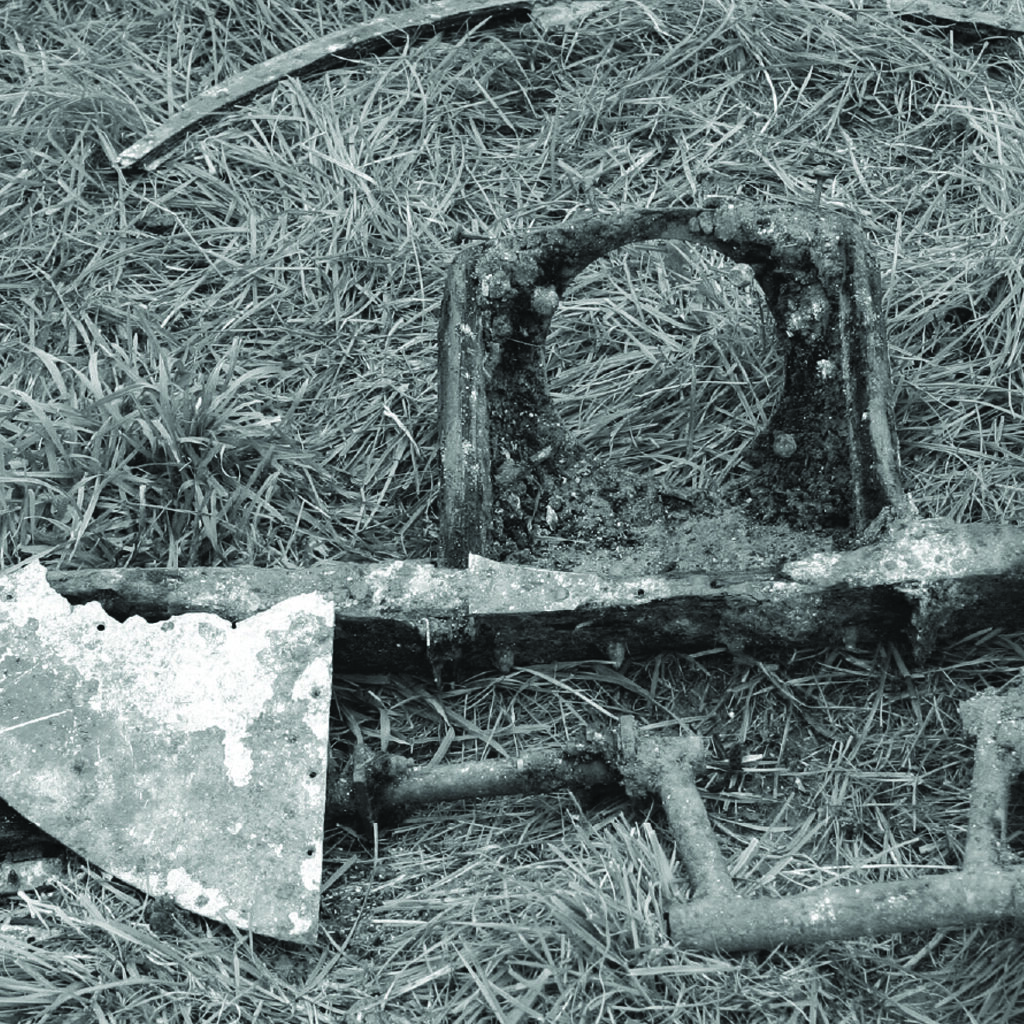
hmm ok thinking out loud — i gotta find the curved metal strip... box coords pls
[116,0,534,171]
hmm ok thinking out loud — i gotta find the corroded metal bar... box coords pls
[669,869,1024,952]
[45,518,1024,674]
[959,685,1024,871]
[328,743,618,826]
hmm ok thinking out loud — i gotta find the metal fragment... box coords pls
[115,0,534,171]
[0,562,333,942]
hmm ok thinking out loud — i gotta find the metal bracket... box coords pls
[20,200,1024,682]
[438,201,908,568]
[668,682,1024,950]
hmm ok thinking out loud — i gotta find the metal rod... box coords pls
[327,743,619,826]
[669,868,1024,952]
[654,753,735,900]
[960,685,1024,871]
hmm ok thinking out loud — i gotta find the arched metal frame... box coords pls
[438,201,908,568]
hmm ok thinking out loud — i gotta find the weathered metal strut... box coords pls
[321,689,1024,951]
[114,0,536,172]
[668,683,1024,950]
[41,521,1024,675]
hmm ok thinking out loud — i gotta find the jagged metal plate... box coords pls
[0,562,333,942]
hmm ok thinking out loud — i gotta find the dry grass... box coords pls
[3,0,1024,1020]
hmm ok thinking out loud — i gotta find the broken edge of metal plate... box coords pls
[0,561,334,942]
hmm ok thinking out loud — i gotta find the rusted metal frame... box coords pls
[437,202,907,571]
[322,692,1024,950]
[666,682,1024,951]
[115,0,535,171]
[33,201,1024,678]
[8,692,1021,949]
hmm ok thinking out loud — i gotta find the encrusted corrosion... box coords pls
[438,201,908,569]
[325,700,1024,951]
[0,562,334,943]
[44,518,1024,675]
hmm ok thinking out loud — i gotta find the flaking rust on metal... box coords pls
[783,519,1024,585]
[466,553,687,609]
[0,562,334,942]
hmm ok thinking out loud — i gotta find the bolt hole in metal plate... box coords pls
[0,562,334,942]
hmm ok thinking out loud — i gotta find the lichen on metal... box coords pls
[0,562,334,942]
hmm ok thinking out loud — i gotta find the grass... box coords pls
[3,0,1024,1020]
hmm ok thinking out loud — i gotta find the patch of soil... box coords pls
[489,445,831,577]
